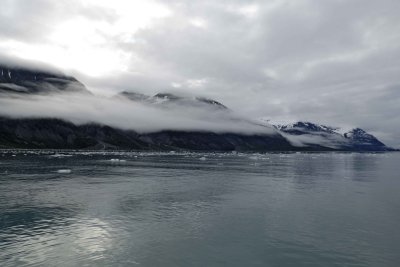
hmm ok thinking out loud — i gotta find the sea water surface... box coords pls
[0,151,399,267]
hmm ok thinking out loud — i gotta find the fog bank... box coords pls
[0,93,275,135]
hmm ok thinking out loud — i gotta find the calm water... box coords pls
[0,151,399,267]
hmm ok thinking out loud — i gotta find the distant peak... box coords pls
[119,91,150,101]
[277,121,336,133]
[0,63,89,95]
[344,128,375,139]
[153,93,183,100]
[347,128,367,134]
[195,97,227,109]
[119,91,228,110]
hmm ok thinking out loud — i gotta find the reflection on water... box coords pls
[0,151,400,267]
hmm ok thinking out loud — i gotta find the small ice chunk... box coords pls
[110,159,126,162]
[57,169,72,174]
[50,154,72,158]
[199,157,207,161]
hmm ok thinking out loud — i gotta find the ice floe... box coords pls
[57,169,72,174]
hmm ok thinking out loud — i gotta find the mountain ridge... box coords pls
[0,64,89,95]
[117,91,228,110]
[0,61,395,151]
[270,121,392,151]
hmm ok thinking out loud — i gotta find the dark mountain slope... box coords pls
[0,117,294,151]
[344,128,387,151]
[0,64,89,94]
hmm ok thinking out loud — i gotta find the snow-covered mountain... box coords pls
[343,128,387,150]
[269,121,391,151]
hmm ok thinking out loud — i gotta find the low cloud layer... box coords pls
[0,0,399,147]
[0,93,275,135]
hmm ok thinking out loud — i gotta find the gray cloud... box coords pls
[0,0,399,147]
[0,0,115,42]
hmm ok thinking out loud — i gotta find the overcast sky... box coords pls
[1,0,399,147]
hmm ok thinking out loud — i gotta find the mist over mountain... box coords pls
[1,0,400,149]
[117,91,228,110]
[0,60,395,151]
[0,63,89,95]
